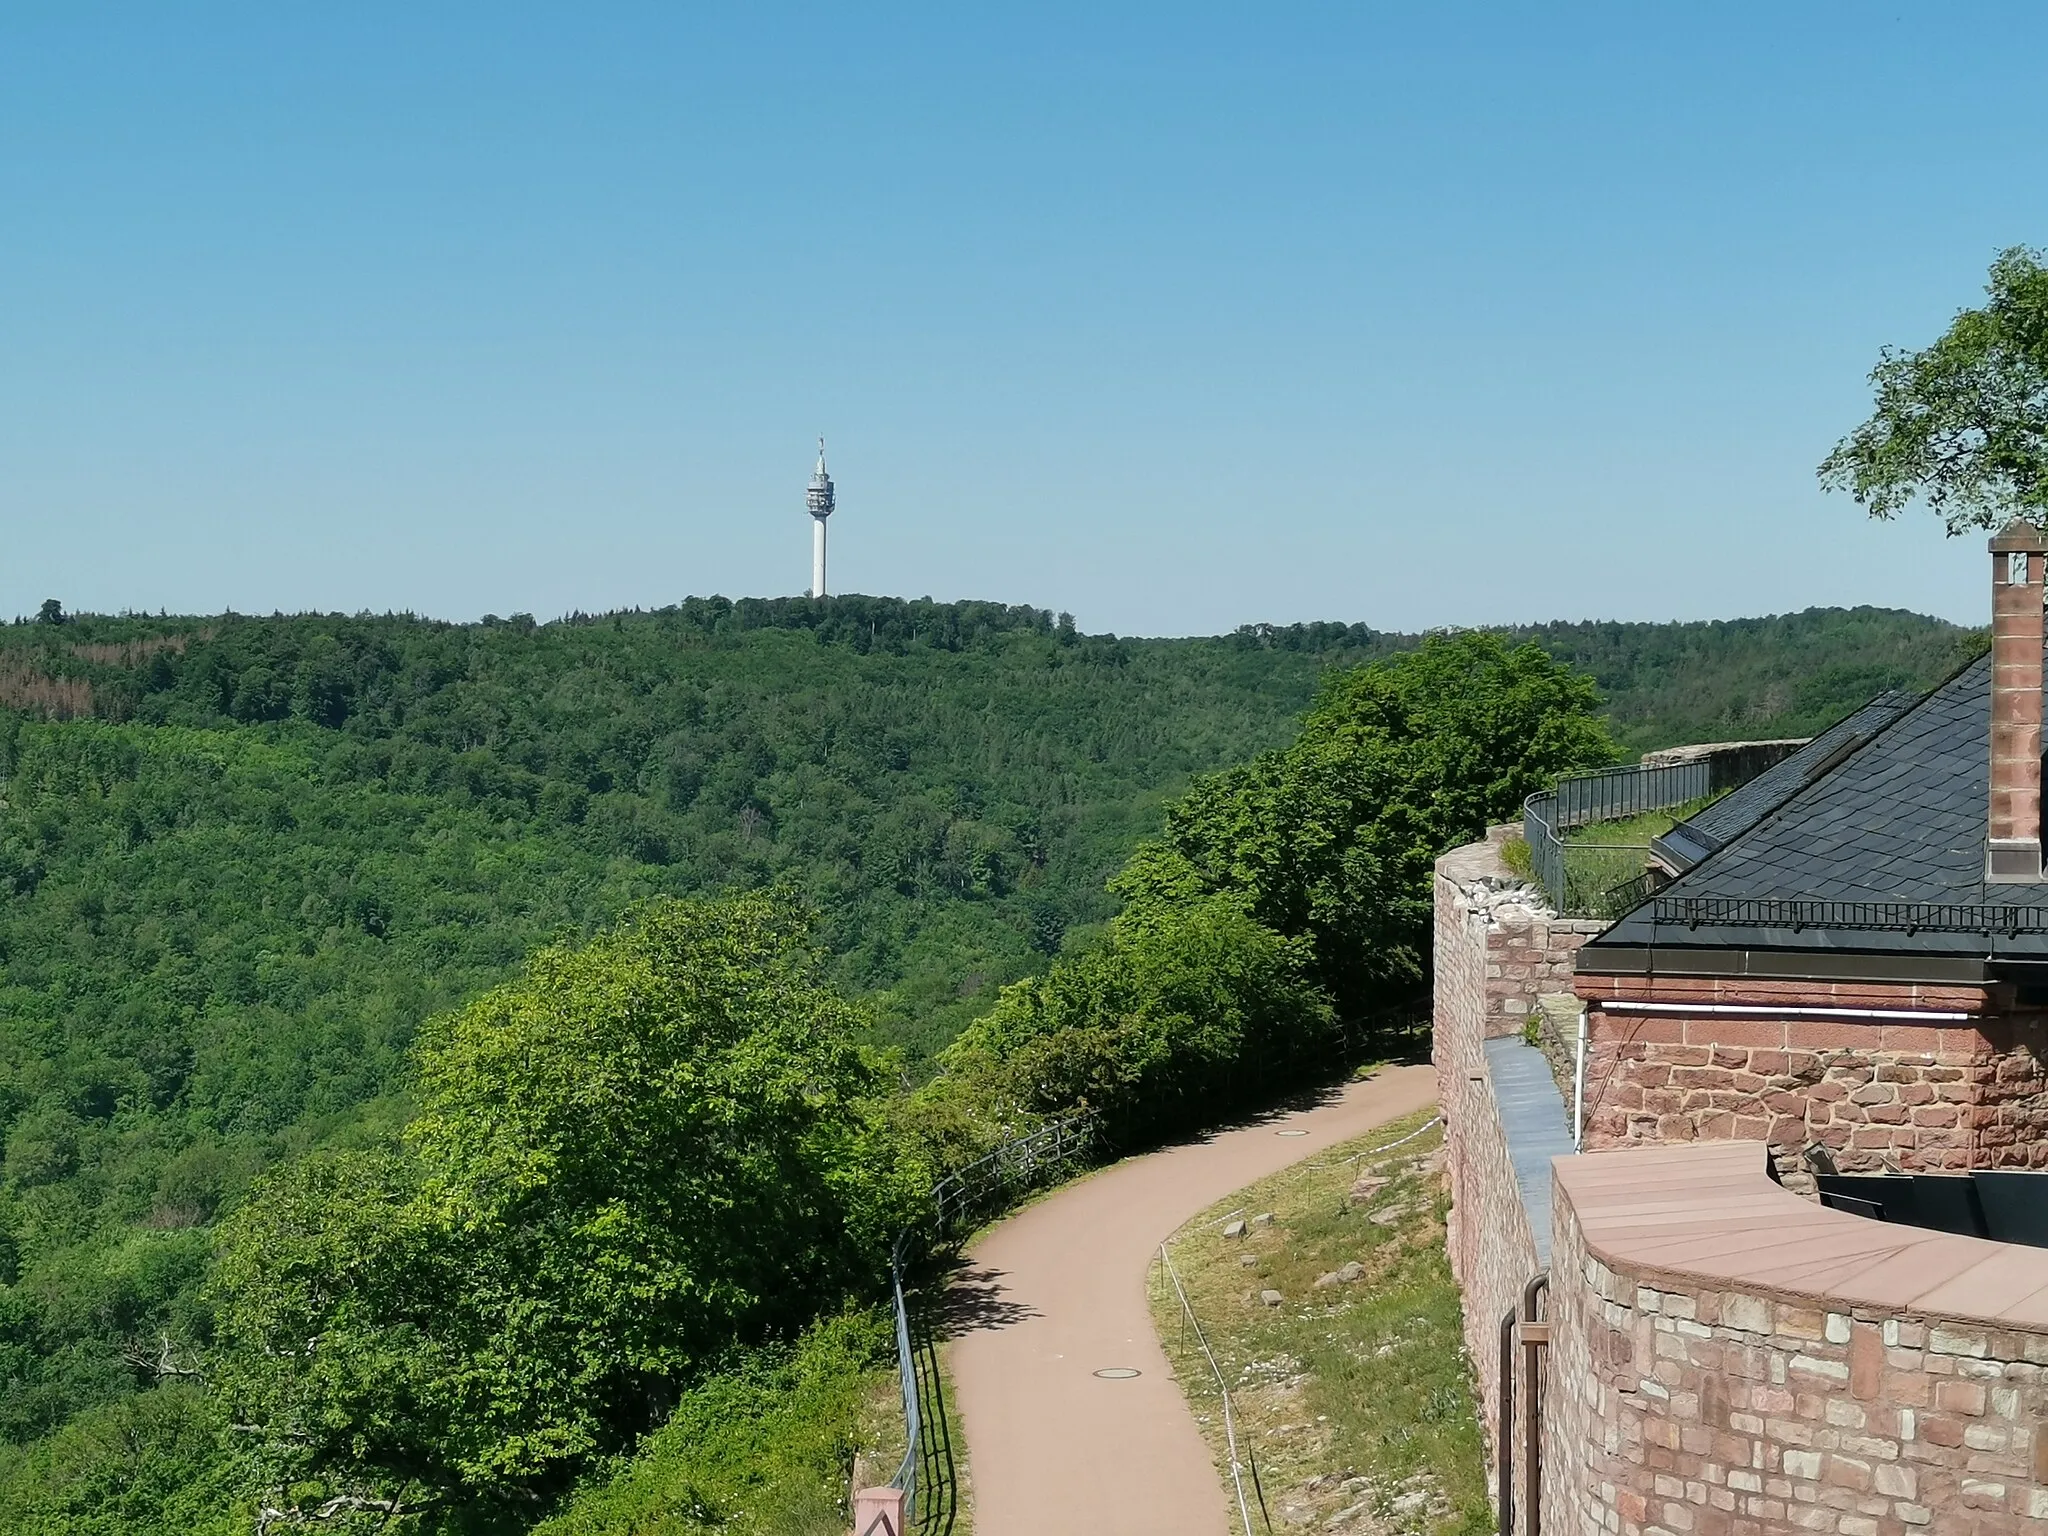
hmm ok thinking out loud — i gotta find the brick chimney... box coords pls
[1987,518,2048,882]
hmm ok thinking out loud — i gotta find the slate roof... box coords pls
[1652,691,1919,872]
[1587,652,2048,961]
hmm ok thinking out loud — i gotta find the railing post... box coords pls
[854,1486,907,1536]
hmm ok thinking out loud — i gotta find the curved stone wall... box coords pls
[1545,1142,2048,1536]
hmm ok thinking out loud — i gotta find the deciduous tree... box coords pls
[1821,246,2048,532]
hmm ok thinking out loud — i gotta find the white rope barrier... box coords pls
[1159,1241,1257,1536]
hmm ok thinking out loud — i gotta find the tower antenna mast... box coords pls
[806,437,835,598]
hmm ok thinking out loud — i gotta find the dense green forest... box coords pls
[0,596,1976,1530]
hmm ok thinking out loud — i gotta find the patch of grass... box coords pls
[1560,792,1720,846]
[1498,835,1534,880]
[927,1347,976,1536]
[1147,1111,1490,1536]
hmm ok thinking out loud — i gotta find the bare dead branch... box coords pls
[253,1488,433,1535]
[121,1331,205,1382]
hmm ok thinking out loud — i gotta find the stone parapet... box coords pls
[1544,1142,2048,1536]
[1436,834,1595,1488]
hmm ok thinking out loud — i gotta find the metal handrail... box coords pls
[1522,761,1714,918]
[886,1266,922,1511]
[1551,760,1711,830]
[930,1110,1098,1238]
[1649,896,2048,936]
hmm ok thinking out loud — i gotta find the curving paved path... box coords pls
[945,1065,1436,1536]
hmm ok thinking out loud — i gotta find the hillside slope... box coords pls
[0,596,1973,1476]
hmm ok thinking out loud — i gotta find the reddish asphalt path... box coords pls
[944,1065,1436,1536]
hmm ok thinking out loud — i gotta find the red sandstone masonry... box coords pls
[1434,834,1602,1475]
[1436,830,2048,1534]
[1544,1144,2048,1536]
[1575,1008,2048,1180]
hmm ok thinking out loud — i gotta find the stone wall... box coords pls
[1435,828,2048,1536]
[1544,1143,2048,1536]
[1438,828,1602,1043]
[1573,976,2048,1188]
[1640,739,1806,783]
[1435,833,1602,1464]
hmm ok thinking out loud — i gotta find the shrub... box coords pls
[940,896,1337,1147]
[209,892,925,1518]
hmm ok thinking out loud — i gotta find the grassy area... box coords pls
[1560,792,1720,846]
[925,1348,976,1536]
[1146,1111,1490,1536]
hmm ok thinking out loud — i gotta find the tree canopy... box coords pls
[208,891,918,1525]
[0,597,1981,1531]
[1112,633,1618,1018]
[1821,246,2048,533]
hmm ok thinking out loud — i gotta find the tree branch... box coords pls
[121,1331,205,1382]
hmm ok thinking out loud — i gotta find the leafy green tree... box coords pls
[1114,632,1618,1018]
[941,895,1335,1145]
[0,1383,240,1536]
[208,892,922,1521]
[1821,246,2048,532]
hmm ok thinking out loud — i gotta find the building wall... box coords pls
[1436,829,2048,1536]
[1572,976,2048,1188]
[1543,1149,2048,1536]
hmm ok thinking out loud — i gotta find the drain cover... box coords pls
[1277,1129,1308,1137]
[1093,1367,1142,1379]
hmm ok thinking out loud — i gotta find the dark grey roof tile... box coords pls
[1592,652,2048,958]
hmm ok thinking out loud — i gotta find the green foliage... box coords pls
[0,597,1978,1524]
[208,891,920,1518]
[0,1383,241,1536]
[1492,608,1970,752]
[1113,634,1618,1017]
[1821,246,2048,533]
[0,605,1360,1470]
[535,1310,891,1536]
[941,895,1336,1146]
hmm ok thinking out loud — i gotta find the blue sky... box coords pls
[5,3,2044,635]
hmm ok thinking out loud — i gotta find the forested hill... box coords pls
[0,595,1972,1508]
[1492,606,1976,749]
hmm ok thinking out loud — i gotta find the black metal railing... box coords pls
[1523,761,1720,919]
[1551,760,1712,831]
[929,1110,1098,1239]
[1649,897,2048,936]
[885,1264,925,1518]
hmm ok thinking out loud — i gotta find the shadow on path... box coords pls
[934,1262,1038,1339]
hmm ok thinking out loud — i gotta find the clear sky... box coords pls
[6,3,2044,636]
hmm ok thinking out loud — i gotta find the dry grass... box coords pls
[1147,1110,1491,1536]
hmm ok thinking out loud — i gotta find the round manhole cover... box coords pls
[1276,1129,1308,1137]
[1093,1367,1142,1379]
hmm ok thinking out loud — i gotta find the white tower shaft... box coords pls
[805,437,836,599]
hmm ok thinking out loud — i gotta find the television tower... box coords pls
[806,438,835,598]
